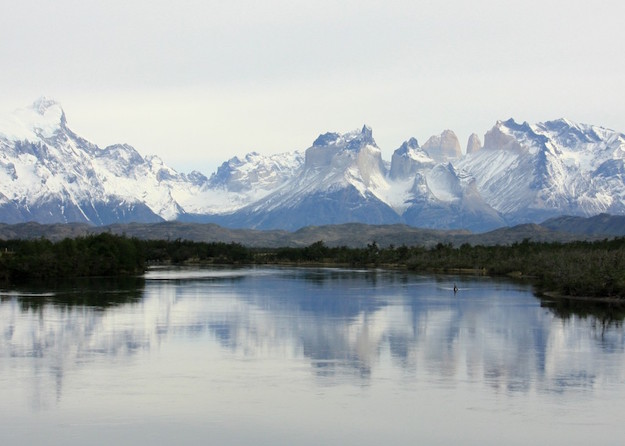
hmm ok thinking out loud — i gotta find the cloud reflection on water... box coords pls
[1,267,624,411]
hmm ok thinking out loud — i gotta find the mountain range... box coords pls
[1,97,624,232]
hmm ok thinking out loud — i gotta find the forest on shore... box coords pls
[0,233,623,301]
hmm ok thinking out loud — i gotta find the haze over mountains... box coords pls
[1,98,624,232]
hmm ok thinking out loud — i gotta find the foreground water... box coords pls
[1,266,624,445]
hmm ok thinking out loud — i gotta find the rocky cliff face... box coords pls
[389,137,438,181]
[421,130,462,162]
[466,133,482,155]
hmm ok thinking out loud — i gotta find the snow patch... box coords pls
[0,98,64,141]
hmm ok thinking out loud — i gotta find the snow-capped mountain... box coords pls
[198,126,403,229]
[1,98,624,231]
[185,150,304,215]
[386,132,505,231]
[0,98,202,224]
[456,118,625,224]
[0,98,302,225]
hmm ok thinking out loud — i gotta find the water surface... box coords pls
[1,267,624,445]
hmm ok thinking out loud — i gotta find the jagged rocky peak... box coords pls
[209,153,253,187]
[397,137,420,154]
[466,133,482,155]
[183,170,209,186]
[312,132,340,146]
[305,125,378,169]
[483,118,553,153]
[208,150,303,192]
[311,125,374,147]
[483,119,525,151]
[389,137,434,180]
[360,124,373,141]
[345,125,375,151]
[99,143,144,164]
[421,130,462,163]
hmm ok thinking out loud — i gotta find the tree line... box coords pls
[0,234,623,300]
[0,233,145,281]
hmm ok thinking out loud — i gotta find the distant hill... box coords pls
[541,214,625,236]
[0,214,619,248]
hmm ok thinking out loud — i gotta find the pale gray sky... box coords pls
[1,0,624,174]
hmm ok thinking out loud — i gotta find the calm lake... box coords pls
[1,266,624,445]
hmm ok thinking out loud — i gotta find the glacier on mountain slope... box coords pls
[0,98,624,231]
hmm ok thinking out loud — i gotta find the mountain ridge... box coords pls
[1,98,624,231]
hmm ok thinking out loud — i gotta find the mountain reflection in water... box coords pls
[1,267,624,445]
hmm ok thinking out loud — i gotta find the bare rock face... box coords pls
[483,121,524,151]
[421,130,462,163]
[389,137,434,180]
[466,133,482,155]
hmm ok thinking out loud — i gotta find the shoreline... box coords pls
[539,291,625,306]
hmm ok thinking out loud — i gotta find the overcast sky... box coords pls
[1,0,624,174]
